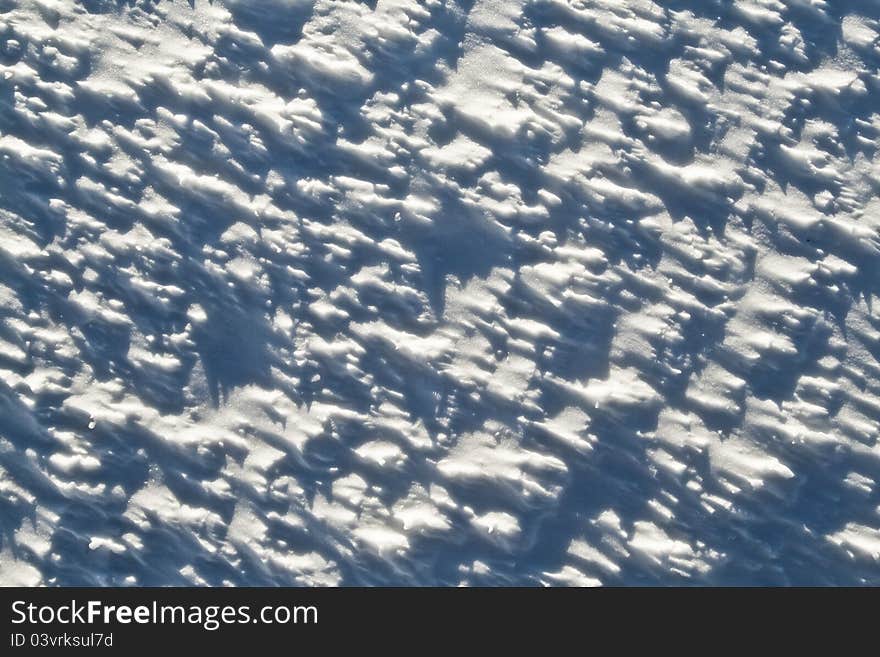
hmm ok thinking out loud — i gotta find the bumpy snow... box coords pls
[1,0,879,586]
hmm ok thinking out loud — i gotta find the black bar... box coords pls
[0,586,872,650]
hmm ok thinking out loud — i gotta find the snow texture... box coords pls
[1,0,879,586]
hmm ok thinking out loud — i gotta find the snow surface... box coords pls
[1,0,879,586]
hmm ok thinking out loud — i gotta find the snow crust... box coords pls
[0,0,879,585]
